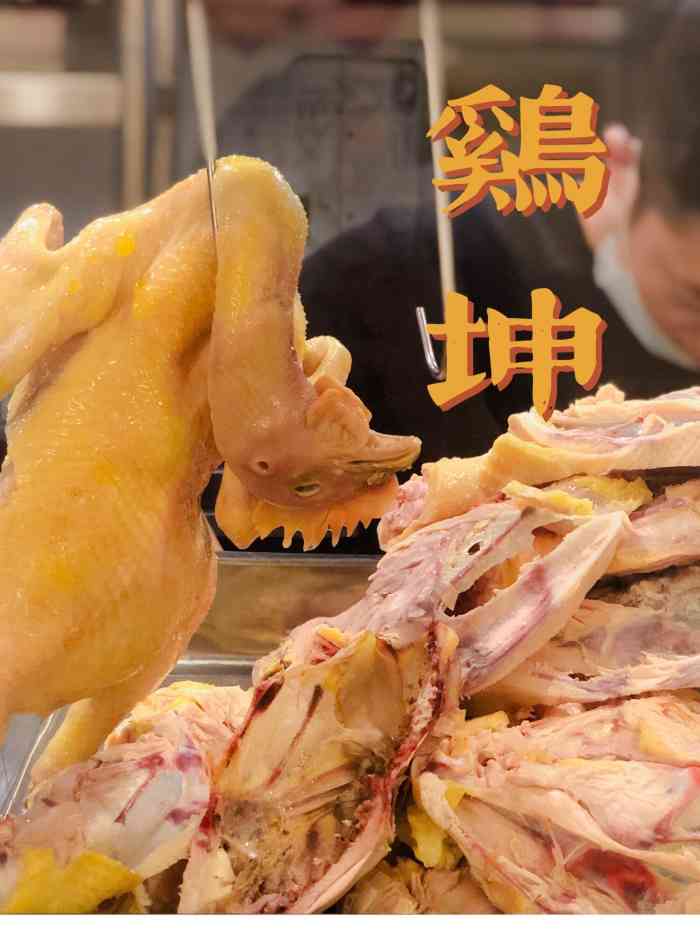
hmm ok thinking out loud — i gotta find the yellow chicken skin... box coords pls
[0,155,419,781]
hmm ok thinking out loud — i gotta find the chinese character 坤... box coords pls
[427,289,606,419]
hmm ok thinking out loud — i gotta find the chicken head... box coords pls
[208,158,420,548]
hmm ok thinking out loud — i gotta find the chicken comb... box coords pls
[215,465,399,551]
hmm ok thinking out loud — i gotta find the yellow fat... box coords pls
[444,782,467,809]
[483,434,576,490]
[450,711,509,756]
[1,849,140,914]
[115,231,136,257]
[638,721,678,762]
[315,625,349,648]
[462,711,509,735]
[565,475,652,512]
[480,876,540,914]
[406,804,462,870]
[322,631,375,696]
[503,481,593,517]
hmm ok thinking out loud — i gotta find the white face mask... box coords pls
[593,233,700,372]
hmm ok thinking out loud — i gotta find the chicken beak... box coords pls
[349,432,422,484]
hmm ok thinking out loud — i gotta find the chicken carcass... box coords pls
[379,383,700,548]
[481,565,700,707]
[378,456,488,548]
[177,624,457,913]
[261,499,625,697]
[414,695,700,913]
[0,681,250,913]
[0,155,419,779]
[607,479,700,575]
[341,857,496,914]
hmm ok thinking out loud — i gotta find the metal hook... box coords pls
[415,306,445,382]
[186,0,219,251]
[205,159,218,239]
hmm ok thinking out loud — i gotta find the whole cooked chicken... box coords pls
[0,155,419,780]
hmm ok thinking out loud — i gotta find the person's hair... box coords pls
[629,0,700,218]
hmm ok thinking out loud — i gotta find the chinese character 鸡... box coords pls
[428,83,609,218]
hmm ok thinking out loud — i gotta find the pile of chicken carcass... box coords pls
[4,383,700,914]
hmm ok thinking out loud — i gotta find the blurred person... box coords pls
[581,0,700,372]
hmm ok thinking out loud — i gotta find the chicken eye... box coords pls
[294,481,321,498]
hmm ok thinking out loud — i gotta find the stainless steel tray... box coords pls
[1,551,376,816]
[193,551,376,656]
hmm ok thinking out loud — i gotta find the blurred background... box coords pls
[0,0,651,239]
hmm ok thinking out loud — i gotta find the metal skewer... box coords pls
[186,0,222,493]
[416,0,451,383]
[186,0,219,245]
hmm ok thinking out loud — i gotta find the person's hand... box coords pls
[579,123,641,250]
